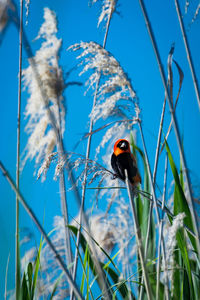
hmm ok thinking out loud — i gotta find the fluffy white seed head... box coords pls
[22,8,65,169]
[69,41,136,124]
[92,0,117,27]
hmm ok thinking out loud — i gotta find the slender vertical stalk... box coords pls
[138,121,169,299]
[125,170,152,300]
[70,11,112,300]
[139,98,167,300]
[174,0,200,110]
[156,155,169,300]
[144,97,167,254]
[0,161,84,300]
[138,0,200,257]
[56,100,73,271]
[4,254,10,300]
[16,0,23,298]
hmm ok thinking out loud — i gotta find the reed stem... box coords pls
[16,0,23,298]
[125,170,152,300]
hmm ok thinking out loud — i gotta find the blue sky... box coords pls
[0,0,200,297]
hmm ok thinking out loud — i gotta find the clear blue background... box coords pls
[0,0,200,297]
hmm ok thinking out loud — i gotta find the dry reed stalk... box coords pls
[125,169,152,300]
[16,0,23,298]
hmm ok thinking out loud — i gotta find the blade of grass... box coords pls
[32,236,43,299]
[156,154,169,300]
[165,139,197,251]
[80,244,89,294]
[165,140,196,298]
[50,272,64,300]
[21,271,30,300]
[4,253,10,300]
[160,59,184,154]
[27,262,33,297]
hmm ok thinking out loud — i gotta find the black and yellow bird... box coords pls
[111,139,141,187]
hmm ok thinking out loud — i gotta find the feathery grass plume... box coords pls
[185,1,189,14]
[71,213,115,261]
[191,4,200,24]
[92,0,117,27]
[22,7,65,169]
[163,212,185,280]
[37,151,114,187]
[25,0,30,24]
[59,152,114,186]
[69,41,138,157]
[184,0,200,25]
[69,41,136,122]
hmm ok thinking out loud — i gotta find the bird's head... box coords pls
[113,139,131,156]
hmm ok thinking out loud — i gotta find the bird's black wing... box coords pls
[111,153,125,181]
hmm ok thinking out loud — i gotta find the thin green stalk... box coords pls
[16,0,23,298]
[0,161,84,300]
[139,98,167,300]
[56,101,73,271]
[174,0,200,110]
[138,0,200,258]
[4,254,10,300]
[125,170,152,300]
[70,10,113,300]
[138,121,169,299]
[156,154,169,300]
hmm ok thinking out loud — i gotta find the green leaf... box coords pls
[50,272,64,300]
[32,237,43,299]
[21,272,30,300]
[165,139,195,299]
[165,138,197,252]
[27,262,33,296]
[81,243,89,294]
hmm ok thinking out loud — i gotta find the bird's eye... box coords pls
[118,140,128,149]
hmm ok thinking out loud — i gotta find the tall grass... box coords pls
[0,1,200,299]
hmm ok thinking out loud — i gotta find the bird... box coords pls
[111,139,141,187]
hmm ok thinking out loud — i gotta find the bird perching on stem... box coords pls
[111,139,141,187]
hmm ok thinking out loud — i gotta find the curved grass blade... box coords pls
[165,139,197,252]
[165,139,197,299]
[50,273,64,300]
